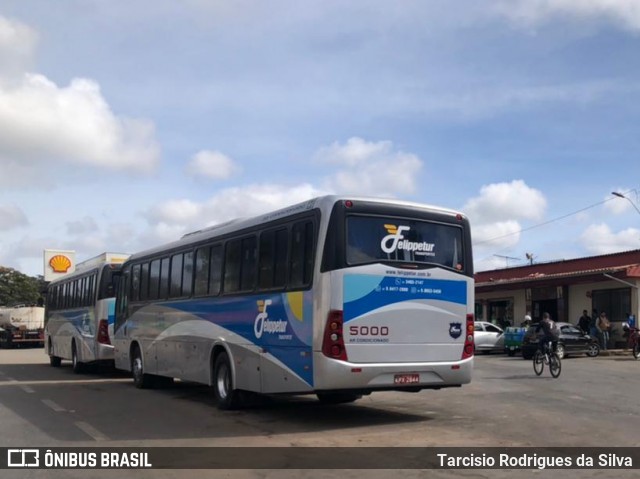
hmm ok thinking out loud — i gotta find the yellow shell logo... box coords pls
[49,254,72,273]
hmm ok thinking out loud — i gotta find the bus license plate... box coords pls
[394,373,419,385]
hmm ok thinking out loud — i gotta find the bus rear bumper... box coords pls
[95,342,115,362]
[312,352,473,392]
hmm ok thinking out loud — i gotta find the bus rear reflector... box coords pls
[322,310,348,361]
[97,319,111,345]
[461,314,474,360]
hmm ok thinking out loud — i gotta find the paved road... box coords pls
[1,348,638,479]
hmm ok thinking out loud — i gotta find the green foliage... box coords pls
[0,267,44,307]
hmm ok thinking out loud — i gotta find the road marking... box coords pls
[0,378,130,388]
[75,421,109,442]
[20,385,36,393]
[42,399,66,412]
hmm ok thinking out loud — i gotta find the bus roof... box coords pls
[126,195,464,263]
[74,252,131,274]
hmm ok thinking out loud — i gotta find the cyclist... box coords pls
[536,312,560,355]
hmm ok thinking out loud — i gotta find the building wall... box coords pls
[477,277,640,347]
[475,289,527,326]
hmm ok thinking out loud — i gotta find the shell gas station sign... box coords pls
[43,249,76,282]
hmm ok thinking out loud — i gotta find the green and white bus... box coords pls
[113,196,474,408]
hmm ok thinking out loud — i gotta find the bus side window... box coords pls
[194,247,211,296]
[224,240,241,293]
[209,245,222,295]
[290,220,314,288]
[274,228,288,288]
[115,271,129,331]
[159,257,170,299]
[240,236,257,292]
[149,259,161,300]
[258,230,275,289]
[183,251,194,297]
[131,265,141,302]
[170,253,184,298]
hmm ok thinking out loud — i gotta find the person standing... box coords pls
[590,309,599,339]
[578,310,591,335]
[597,311,611,350]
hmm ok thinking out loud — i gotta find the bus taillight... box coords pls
[322,310,348,360]
[97,319,111,345]
[461,314,474,359]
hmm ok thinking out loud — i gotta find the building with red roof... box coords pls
[474,249,640,348]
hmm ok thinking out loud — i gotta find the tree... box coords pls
[0,267,42,306]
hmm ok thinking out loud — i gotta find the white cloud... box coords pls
[145,183,325,237]
[0,15,37,82]
[66,216,99,235]
[147,199,203,226]
[465,180,547,271]
[580,223,640,254]
[464,180,546,225]
[496,0,640,32]
[0,203,28,231]
[0,15,160,187]
[186,150,240,180]
[472,220,522,249]
[0,74,160,173]
[315,137,423,196]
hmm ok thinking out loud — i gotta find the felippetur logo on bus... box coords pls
[254,299,289,339]
[381,225,436,256]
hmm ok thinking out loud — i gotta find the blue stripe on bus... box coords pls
[343,274,467,322]
[165,291,314,386]
[107,301,116,325]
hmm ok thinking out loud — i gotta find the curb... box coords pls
[597,349,634,357]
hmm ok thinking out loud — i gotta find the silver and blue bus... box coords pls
[45,253,130,372]
[113,196,474,408]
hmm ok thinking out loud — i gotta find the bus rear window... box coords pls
[346,216,464,270]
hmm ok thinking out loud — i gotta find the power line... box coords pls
[475,195,621,246]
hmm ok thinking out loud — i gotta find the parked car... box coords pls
[474,321,505,354]
[503,326,527,356]
[521,322,600,359]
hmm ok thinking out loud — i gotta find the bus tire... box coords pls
[131,345,154,389]
[48,340,61,367]
[212,352,241,410]
[317,392,361,405]
[71,342,84,374]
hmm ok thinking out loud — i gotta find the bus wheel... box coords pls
[317,392,361,405]
[131,346,154,389]
[49,342,62,367]
[71,342,84,374]
[213,352,241,410]
[49,355,62,367]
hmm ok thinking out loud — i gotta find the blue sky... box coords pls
[1,0,640,277]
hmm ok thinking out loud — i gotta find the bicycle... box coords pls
[625,327,640,360]
[533,340,561,378]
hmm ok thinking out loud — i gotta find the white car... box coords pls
[474,321,505,354]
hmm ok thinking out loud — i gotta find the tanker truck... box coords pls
[0,305,45,348]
